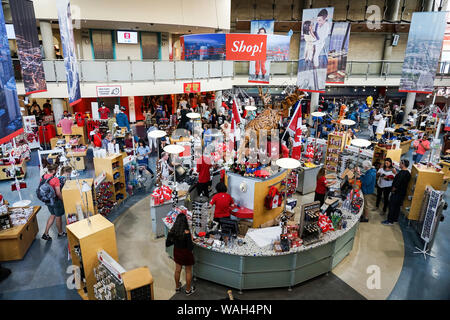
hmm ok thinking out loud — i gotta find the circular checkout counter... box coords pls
[165,170,363,292]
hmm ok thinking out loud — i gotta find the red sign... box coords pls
[184,82,201,93]
[124,32,130,39]
[226,34,266,61]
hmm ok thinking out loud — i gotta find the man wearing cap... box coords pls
[116,106,130,130]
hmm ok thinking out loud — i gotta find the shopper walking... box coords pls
[136,140,151,169]
[359,160,377,223]
[413,134,430,163]
[376,158,396,214]
[159,152,173,181]
[382,159,411,225]
[165,213,196,295]
[40,164,66,240]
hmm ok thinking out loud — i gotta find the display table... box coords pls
[0,160,27,180]
[0,206,41,261]
[296,165,323,195]
[165,201,362,291]
[57,125,87,144]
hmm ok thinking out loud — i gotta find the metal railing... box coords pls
[234,60,450,79]
[12,59,450,83]
[12,59,234,83]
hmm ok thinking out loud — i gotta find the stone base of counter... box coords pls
[166,222,359,291]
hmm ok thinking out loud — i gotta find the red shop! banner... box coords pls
[225,34,266,61]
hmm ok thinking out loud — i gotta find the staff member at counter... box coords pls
[210,182,234,224]
[196,155,212,197]
[314,168,335,205]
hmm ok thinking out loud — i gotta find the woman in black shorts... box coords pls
[165,213,196,295]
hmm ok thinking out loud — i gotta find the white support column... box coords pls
[52,98,64,123]
[40,21,55,60]
[309,92,320,125]
[403,92,416,124]
[215,90,222,112]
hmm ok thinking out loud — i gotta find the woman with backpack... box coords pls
[40,164,66,240]
[165,213,196,296]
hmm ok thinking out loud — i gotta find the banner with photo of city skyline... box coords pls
[248,20,274,84]
[56,0,81,106]
[10,0,47,95]
[0,5,23,144]
[326,22,351,84]
[180,33,290,62]
[399,11,447,94]
[297,7,334,93]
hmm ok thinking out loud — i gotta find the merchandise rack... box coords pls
[371,145,402,165]
[62,179,96,224]
[325,133,347,172]
[94,154,127,205]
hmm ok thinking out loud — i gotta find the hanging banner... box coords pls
[128,96,136,123]
[9,0,47,95]
[181,33,290,62]
[399,11,447,94]
[326,22,350,84]
[183,82,201,93]
[0,6,24,144]
[297,7,334,93]
[56,0,81,106]
[248,20,274,84]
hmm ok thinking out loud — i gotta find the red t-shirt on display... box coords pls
[210,192,234,218]
[197,156,212,183]
[315,176,327,195]
[99,107,109,120]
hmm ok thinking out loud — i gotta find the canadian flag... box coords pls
[286,100,302,136]
[230,97,242,143]
[286,100,302,159]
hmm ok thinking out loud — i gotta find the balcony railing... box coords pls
[234,60,450,79]
[12,59,450,83]
[12,59,234,83]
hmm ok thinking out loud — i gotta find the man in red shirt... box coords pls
[210,182,234,223]
[92,128,102,148]
[196,155,212,197]
[41,164,66,241]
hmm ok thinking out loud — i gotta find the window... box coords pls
[140,32,159,60]
[91,30,114,59]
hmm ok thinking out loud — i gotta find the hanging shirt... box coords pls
[116,112,130,130]
[99,107,109,120]
[58,118,73,135]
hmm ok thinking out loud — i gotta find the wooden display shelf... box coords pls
[67,214,118,300]
[94,154,127,204]
[122,267,154,300]
[372,145,402,165]
[400,140,411,155]
[57,125,87,144]
[325,133,347,172]
[67,150,88,171]
[402,164,444,221]
[62,179,96,222]
[0,206,40,261]
[0,160,27,181]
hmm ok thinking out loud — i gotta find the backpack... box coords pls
[36,177,56,205]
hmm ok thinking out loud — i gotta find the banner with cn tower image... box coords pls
[0,5,23,144]
[9,0,47,95]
